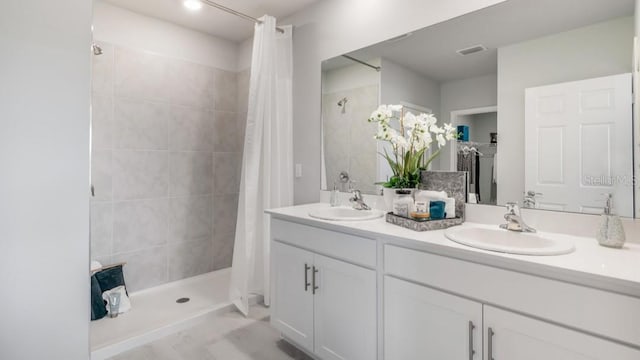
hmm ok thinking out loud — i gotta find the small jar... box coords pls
[414,190,430,213]
[393,190,414,218]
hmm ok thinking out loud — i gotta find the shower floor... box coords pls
[91,268,259,360]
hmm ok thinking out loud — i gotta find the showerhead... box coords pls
[92,44,103,56]
[337,97,348,107]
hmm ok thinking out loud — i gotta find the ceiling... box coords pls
[102,0,321,42]
[323,0,635,83]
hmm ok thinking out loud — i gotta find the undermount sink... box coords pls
[445,226,575,256]
[308,206,385,221]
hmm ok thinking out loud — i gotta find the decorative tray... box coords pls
[385,170,467,232]
[385,212,463,232]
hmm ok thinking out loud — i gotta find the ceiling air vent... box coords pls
[456,45,488,56]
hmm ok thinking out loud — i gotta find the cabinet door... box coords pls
[271,241,315,353]
[313,254,377,360]
[484,306,640,360]
[384,276,482,360]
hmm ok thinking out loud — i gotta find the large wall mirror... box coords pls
[321,0,637,217]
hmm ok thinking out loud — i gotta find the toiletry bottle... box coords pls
[330,183,340,207]
[596,193,626,248]
[393,190,414,218]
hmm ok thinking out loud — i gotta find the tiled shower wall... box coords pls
[90,41,250,292]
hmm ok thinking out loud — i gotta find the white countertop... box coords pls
[267,203,640,298]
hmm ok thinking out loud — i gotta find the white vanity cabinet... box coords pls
[270,219,377,360]
[384,244,640,360]
[484,306,640,360]
[269,215,640,360]
[384,276,482,359]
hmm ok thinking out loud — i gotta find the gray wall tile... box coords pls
[236,69,250,114]
[213,111,240,152]
[113,198,169,253]
[91,150,112,201]
[168,59,212,109]
[212,232,234,270]
[168,237,214,281]
[169,196,212,243]
[114,98,169,150]
[212,194,238,237]
[112,150,168,200]
[169,151,213,196]
[113,246,168,292]
[91,94,113,150]
[114,47,171,102]
[212,69,237,111]
[213,152,241,195]
[90,202,113,259]
[169,106,213,151]
[92,41,243,289]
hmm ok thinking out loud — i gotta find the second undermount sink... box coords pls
[444,226,575,256]
[308,206,385,221]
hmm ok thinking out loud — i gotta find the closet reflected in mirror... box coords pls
[453,108,498,205]
[321,0,637,217]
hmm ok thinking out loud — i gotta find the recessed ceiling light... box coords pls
[183,0,203,11]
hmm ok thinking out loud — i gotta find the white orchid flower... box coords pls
[430,124,445,134]
[444,123,457,141]
[403,112,417,129]
[388,104,403,112]
[436,133,446,148]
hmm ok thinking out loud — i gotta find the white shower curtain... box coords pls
[229,16,293,316]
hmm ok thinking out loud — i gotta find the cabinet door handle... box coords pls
[312,266,319,294]
[468,321,475,360]
[304,264,311,291]
[488,327,495,360]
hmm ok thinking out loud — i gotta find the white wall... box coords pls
[0,0,91,359]
[281,0,509,204]
[380,58,441,117]
[93,0,239,71]
[439,73,498,170]
[497,16,634,205]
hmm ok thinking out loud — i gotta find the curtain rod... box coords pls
[201,0,285,34]
[341,55,381,72]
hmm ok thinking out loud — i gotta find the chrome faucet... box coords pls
[499,202,536,233]
[349,189,371,210]
[523,190,543,209]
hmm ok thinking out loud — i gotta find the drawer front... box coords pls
[271,218,376,268]
[385,244,640,347]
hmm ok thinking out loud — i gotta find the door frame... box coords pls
[447,105,498,171]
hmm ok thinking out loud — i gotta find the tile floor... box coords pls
[109,305,313,360]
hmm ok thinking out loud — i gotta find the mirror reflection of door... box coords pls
[524,73,633,217]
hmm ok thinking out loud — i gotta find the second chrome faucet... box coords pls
[500,202,536,233]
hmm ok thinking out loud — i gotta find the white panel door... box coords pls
[484,306,640,360]
[313,254,376,360]
[271,241,315,353]
[384,276,483,360]
[524,73,633,216]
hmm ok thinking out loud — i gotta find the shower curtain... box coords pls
[229,16,293,316]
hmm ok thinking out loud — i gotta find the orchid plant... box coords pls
[368,104,457,189]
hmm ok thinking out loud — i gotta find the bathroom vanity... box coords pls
[267,203,640,360]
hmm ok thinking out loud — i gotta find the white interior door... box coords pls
[271,242,314,353]
[484,306,640,360]
[525,73,633,216]
[313,254,376,360]
[384,276,483,360]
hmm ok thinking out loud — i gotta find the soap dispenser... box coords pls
[596,193,626,248]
